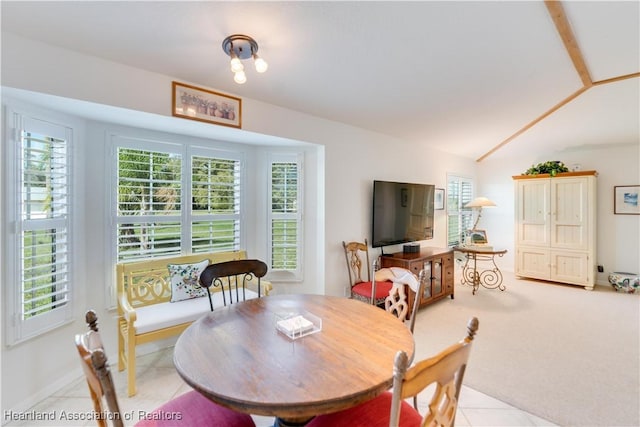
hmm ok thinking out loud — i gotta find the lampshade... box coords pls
[464,197,497,208]
[464,197,496,231]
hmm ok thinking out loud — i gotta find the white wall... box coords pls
[1,33,476,413]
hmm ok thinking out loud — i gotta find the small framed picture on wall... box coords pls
[614,185,640,215]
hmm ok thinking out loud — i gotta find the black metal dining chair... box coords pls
[198,259,268,311]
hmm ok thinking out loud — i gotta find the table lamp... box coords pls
[464,196,496,230]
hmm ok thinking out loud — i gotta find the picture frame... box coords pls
[434,188,445,210]
[468,229,488,244]
[172,81,242,128]
[614,185,640,215]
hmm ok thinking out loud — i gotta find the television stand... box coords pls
[380,247,454,316]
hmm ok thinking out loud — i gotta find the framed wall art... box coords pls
[468,229,488,244]
[614,185,640,215]
[434,188,445,210]
[172,81,242,128]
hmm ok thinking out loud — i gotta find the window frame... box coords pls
[4,108,75,345]
[107,134,246,303]
[189,145,244,255]
[446,174,474,247]
[267,152,304,281]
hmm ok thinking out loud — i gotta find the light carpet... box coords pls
[411,271,640,427]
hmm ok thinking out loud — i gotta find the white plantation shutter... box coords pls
[115,140,243,262]
[447,175,474,247]
[269,153,303,279]
[116,147,183,261]
[7,114,74,343]
[191,155,241,253]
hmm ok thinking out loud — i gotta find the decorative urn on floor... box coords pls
[608,272,640,294]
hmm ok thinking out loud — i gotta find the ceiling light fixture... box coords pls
[222,34,268,84]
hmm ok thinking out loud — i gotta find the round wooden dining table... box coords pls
[173,294,415,426]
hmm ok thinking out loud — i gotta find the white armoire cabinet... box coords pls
[513,171,597,290]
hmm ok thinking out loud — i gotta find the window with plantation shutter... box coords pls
[447,175,474,247]
[6,112,74,344]
[191,156,241,253]
[117,147,183,261]
[268,153,303,280]
[114,138,243,263]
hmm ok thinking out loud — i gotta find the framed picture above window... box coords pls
[434,188,445,210]
[614,185,640,215]
[172,81,242,128]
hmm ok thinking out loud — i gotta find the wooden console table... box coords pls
[455,247,508,295]
[380,247,454,316]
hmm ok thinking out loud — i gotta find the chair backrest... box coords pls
[342,239,372,287]
[75,310,124,427]
[389,317,479,427]
[384,269,425,333]
[407,269,427,333]
[199,259,268,310]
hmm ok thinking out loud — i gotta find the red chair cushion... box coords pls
[135,390,256,427]
[352,280,394,300]
[306,391,422,427]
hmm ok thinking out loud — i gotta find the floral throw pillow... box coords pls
[168,259,210,303]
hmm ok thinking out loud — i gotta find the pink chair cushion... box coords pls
[352,280,394,300]
[306,391,422,427]
[135,390,255,427]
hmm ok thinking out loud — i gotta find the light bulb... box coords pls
[233,70,247,84]
[230,57,244,73]
[254,55,268,73]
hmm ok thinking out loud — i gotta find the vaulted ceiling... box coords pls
[1,1,638,161]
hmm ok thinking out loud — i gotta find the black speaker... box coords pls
[403,243,420,253]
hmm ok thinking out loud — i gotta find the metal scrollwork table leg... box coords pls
[459,249,507,295]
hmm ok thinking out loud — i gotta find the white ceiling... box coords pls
[1,1,638,161]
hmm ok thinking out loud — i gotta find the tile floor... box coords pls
[4,347,558,427]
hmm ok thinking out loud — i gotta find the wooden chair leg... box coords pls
[127,336,136,396]
[117,321,125,372]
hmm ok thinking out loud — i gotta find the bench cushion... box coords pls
[134,289,260,334]
[168,259,210,302]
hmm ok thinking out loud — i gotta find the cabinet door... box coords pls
[550,250,590,285]
[421,261,432,300]
[430,259,444,299]
[516,247,550,280]
[516,180,550,247]
[550,178,589,250]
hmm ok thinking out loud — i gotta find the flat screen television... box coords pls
[372,180,435,248]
